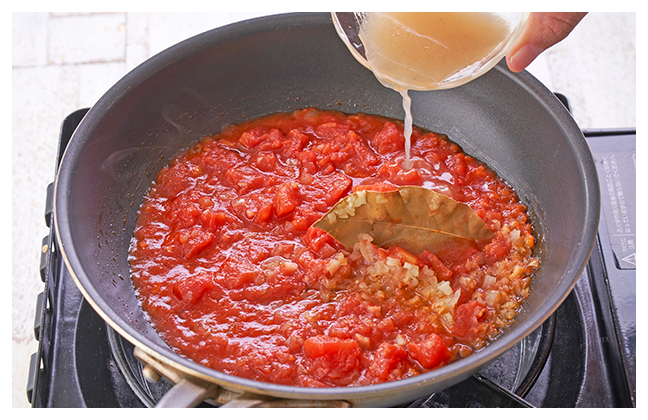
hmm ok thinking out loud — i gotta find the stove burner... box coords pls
[27,107,635,408]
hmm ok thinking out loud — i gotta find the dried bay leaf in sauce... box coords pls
[313,186,493,255]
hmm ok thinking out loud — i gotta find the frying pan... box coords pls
[53,13,599,407]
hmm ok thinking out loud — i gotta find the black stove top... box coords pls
[26,107,636,408]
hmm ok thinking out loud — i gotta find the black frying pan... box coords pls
[54,13,599,407]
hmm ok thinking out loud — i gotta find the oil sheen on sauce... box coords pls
[358,12,510,169]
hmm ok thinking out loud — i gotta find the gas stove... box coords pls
[26,100,636,408]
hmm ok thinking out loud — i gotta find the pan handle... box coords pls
[155,382,353,408]
[134,346,352,407]
[134,346,222,407]
[155,378,219,408]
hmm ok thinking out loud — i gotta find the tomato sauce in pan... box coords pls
[129,108,538,387]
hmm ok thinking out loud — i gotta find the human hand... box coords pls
[506,12,588,72]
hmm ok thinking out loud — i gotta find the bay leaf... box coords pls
[312,186,493,255]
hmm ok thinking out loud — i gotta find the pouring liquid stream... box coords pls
[358,12,511,170]
[401,91,413,169]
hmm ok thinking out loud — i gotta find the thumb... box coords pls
[506,12,587,72]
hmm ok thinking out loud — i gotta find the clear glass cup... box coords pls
[332,12,529,91]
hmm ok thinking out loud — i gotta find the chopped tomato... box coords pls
[224,165,268,194]
[200,209,231,231]
[353,182,398,193]
[273,182,301,217]
[172,273,213,304]
[252,151,279,172]
[387,246,419,265]
[408,334,451,369]
[417,250,453,281]
[484,237,511,263]
[369,121,405,154]
[453,301,494,341]
[303,336,361,381]
[239,127,266,149]
[367,342,409,380]
[311,172,352,206]
[179,226,213,259]
[303,226,338,256]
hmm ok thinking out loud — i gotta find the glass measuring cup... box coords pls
[332,12,529,91]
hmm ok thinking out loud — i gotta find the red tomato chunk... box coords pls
[129,108,538,387]
[408,334,451,369]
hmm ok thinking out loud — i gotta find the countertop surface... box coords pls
[11,12,636,408]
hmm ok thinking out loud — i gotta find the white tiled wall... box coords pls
[11,12,636,407]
